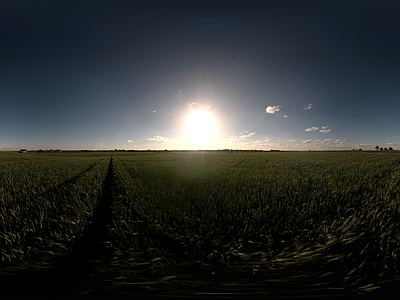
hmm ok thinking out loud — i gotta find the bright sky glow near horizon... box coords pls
[1,0,399,151]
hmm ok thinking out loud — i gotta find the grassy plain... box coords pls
[1,151,399,298]
[1,152,109,263]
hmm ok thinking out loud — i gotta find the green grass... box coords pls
[109,151,400,291]
[1,151,400,296]
[0,152,110,263]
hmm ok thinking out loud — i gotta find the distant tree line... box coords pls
[375,146,393,151]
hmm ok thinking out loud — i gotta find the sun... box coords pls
[186,111,216,143]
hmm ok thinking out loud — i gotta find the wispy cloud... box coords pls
[265,138,274,142]
[298,139,347,148]
[302,103,312,110]
[384,116,391,119]
[117,133,120,136]
[394,137,398,139]
[383,143,398,146]
[318,126,331,133]
[283,114,288,118]
[266,105,281,114]
[186,101,197,110]
[127,140,134,143]
[321,139,333,143]
[148,136,173,143]
[217,132,255,144]
[305,126,319,132]
[286,139,295,142]
[239,132,255,139]
[353,144,375,149]
[38,144,58,149]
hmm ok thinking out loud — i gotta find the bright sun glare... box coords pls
[186,111,215,143]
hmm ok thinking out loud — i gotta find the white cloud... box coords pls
[353,144,375,149]
[383,143,398,146]
[334,139,346,144]
[219,136,237,143]
[286,139,295,142]
[265,138,274,142]
[37,144,58,150]
[321,139,333,143]
[302,104,312,110]
[186,101,197,110]
[394,137,398,139]
[217,132,256,145]
[239,132,255,139]
[127,140,134,143]
[306,125,330,133]
[266,105,281,114]
[284,115,288,118]
[297,139,348,149]
[147,135,172,143]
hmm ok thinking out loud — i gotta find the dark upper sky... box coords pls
[1,0,399,150]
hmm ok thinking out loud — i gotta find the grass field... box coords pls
[1,151,399,298]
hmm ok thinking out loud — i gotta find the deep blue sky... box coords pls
[1,0,399,151]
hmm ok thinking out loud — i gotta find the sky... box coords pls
[1,0,399,151]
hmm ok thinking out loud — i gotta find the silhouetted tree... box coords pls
[380,147,383,151]
[389,147,393,151]
[384,147,388,151]
[375,145,379,150]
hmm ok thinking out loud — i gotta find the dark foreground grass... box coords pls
[104,151,400,297]
[1,151,400,298]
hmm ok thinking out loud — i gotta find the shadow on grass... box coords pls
[1,157,117,299]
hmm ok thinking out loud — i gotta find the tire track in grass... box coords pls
[1,157,116,298]
[75,157,385,299]
[50,156,116,295]
[74,157,114,255]
[233,158,247,168]
[5,159,101,205]
[1,159,104,264]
